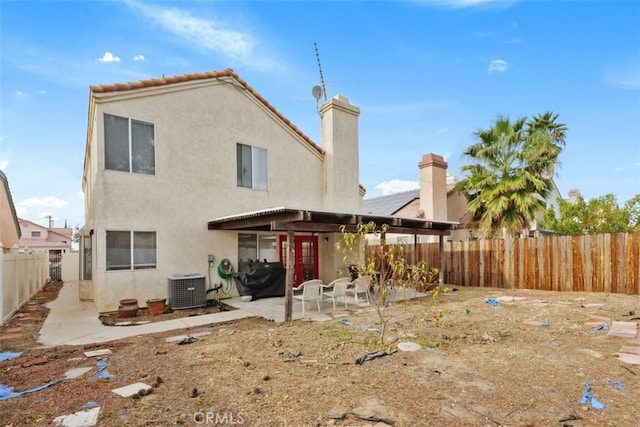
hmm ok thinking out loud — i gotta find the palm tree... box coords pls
[525,112,567,177]
[455,113,567,238]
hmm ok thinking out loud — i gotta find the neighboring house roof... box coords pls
[18,218,72,249]
[17,238,71,249]
[0,170,21,240]
[363,183,458,216]
[50,227,73,239]
[363,190,419,215]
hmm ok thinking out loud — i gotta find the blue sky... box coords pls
[1,0,639,231]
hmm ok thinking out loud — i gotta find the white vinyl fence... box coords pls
[1,249,49,325]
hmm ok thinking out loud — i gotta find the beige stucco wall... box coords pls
[61,252,80,282]
[85,79,361,311]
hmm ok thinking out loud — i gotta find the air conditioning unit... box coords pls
[167,273,207,309]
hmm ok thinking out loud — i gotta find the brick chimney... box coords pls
[319,95,361,212]
[419,153,448,221]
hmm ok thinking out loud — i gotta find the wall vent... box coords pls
[167,273,206,309]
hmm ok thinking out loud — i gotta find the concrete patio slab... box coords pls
[37,281,430,346]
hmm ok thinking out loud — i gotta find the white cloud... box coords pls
[363,100,454,114]
[615,167,624,173]
[133,54,145,61]
[428,127,451,137]
[37,90,48,95]
[16,91,26,96]
[417,0,516,8]
[124,0,282,72]
[19,196,68,208]
[374,179,420,195]
[0,148,10,171]
[488,59,509,73]
[603,62,640,90]
[98,52,121,63]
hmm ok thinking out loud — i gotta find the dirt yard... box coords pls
[0,283,639,426]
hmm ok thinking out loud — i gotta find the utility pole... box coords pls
[44,215,54,228]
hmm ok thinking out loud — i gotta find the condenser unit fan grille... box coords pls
[167,273,206,309]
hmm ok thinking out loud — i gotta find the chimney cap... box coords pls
[419,153,448,169]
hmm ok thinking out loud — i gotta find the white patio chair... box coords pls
[292,279,323,315]
[322,277,350,309]
[345,276,371,306]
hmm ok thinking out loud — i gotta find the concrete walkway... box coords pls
[38,282,253,346]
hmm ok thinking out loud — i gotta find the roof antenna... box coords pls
[313,42,327,102]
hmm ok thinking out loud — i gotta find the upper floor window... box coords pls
[31,231,41,238]
[106,230,157,271]
[237,143,267,190]
[104,114,155,175]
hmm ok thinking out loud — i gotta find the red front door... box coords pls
[279,235,319,286]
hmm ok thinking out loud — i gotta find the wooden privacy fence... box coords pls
[366,232,640,295]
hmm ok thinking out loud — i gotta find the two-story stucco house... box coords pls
[81,69,458,314]
[80,69,369,312]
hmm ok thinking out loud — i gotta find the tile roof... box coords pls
[363,190,420,215]
[17,238,71,249]
[362,183,458,216]
[90,69,323,156]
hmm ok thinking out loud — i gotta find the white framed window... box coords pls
[104,114,155,175]
[237,143,267,190]
[106,230,157,271]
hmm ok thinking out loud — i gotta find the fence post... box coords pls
[438,235,445,291]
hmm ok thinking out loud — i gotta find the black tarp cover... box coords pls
[234,261,286,299]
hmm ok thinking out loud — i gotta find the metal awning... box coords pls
[207,206,457,322]
[208,206,458,235]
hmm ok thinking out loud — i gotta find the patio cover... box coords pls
[208,206,458,321]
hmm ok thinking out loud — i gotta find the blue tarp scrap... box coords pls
[580,382,605,410]
[339,318,380,332]
[606,378,624,390]
[0,351,22,362]
[0,378,67,400]
[588,323,609,334]
[485,298,501,306]
[94,357,114,379]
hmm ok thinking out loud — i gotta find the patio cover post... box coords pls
[284,228,295,322]
[438,234,445,291]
